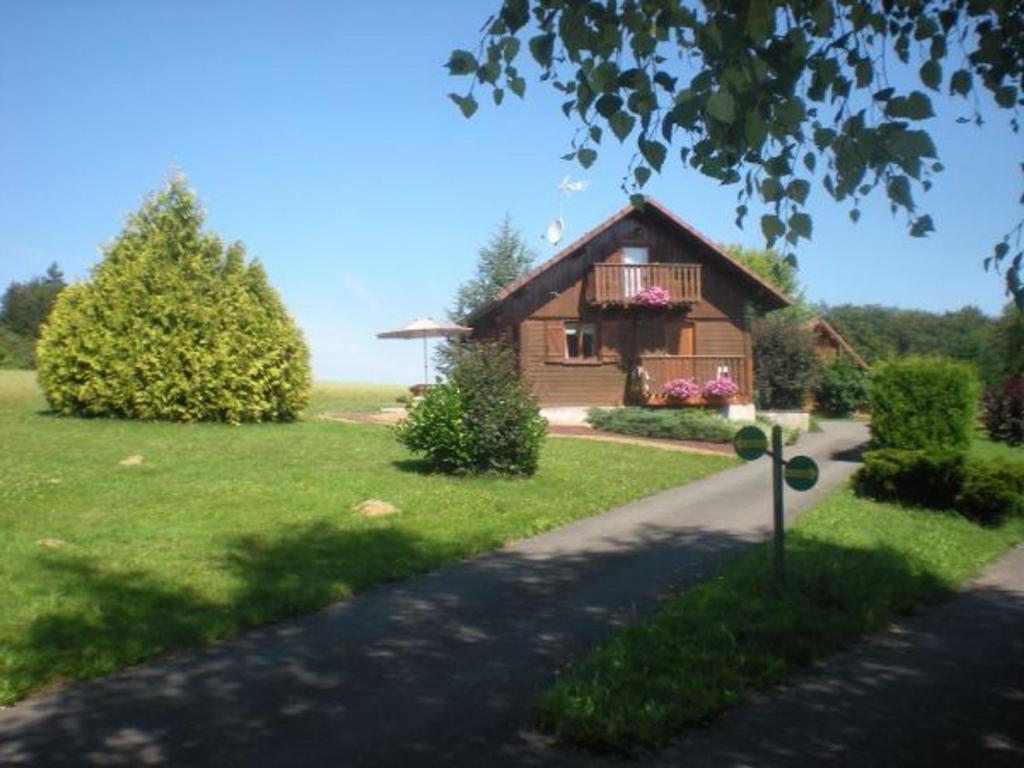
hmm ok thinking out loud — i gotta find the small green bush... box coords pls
[395,343,546,476]
[853,449,965,510]
[752,314,820,409]
[956,459,1024,524]
[854,448,1024,524]
[36,178,310,422]
[814,357,868,417]
[869,357,979,450]
[587,406,736,443]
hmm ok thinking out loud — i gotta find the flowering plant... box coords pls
[702,376,740,398]
[632,285,671,308]
[663,377,699,399]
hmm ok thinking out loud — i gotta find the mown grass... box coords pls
[971,432,1024,462]
[0,372,735,705]
[536,486,1024,753]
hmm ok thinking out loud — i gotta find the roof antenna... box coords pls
[544,176,588,246]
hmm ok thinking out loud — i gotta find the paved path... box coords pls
[647,543,1024,768]
[0,422,867,767]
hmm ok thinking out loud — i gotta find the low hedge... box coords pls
[587,407,736,443]
[853,448,1024,524]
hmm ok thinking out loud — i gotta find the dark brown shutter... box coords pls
[545,321,566,360]
[600,321,621,361]
[665,322,694,356]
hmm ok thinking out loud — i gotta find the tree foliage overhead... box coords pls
[37,177,311,423]
[450,214,537,322]
[449,1,1024,306]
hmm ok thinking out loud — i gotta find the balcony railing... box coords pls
[586,263,702,305]
[637,355,750,402]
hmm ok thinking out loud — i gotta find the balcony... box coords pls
[637,354,751,404]
[586,263,702,306]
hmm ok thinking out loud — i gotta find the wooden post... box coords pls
[771,424,785,586]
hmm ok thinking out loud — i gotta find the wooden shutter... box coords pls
[544,321,566,360]
[666,322,695,356]
[600,321,621,362]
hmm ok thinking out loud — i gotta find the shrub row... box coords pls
[587,406,736,443]
[853,448,1024,524]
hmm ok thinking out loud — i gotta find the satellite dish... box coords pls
[545,218,564,246]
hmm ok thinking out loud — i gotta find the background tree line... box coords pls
[0,264,66,369]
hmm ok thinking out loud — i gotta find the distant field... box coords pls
[0,371,735,705]
[307,380,407,415]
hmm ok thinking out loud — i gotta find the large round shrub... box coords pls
[37,178,311,422]
[868,357,978,450]
[752,313,820,410]
[395,342,547,475]
[814,356,869,417]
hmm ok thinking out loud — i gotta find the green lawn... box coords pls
[536,486,1024,753]
[971,431,1024,461]
[0,371,735,705]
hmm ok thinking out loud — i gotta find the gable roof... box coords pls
[812,316,870,370]
[467,197,792,324]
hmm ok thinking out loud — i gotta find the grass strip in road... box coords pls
[536,486,1024,753]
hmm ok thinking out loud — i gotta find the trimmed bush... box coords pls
[36,178,311,422]
[753,314,820,409]
[869,357,978,450]
[814,356,869,417]
[853,448,1024,524]
[587,407,736,443]
[982,375,1024,447]
[395,343,546,475]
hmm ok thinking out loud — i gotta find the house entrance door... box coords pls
[622,246,648,298]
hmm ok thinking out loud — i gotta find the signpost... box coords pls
[733,424,819,586]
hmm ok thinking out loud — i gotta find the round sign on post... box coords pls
[733,426,768,461]
[784,455,819,491]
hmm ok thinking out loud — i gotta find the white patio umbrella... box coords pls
[376,317,473,386]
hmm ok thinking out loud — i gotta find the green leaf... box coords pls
[887,175,915,210]
[950,69,972,97]
[813,128,836,150]
[906,91,935,120]
[744,112,767,148]
[803,152,817,172]
[608,111,636,142]
[509,76,526,98]
[909,214,934,237]
[919,60,942,91]
[996,86,1018,109]
[492,88,504,106]
[787,179,811,204]
[500,0,529,32]
[634,165,652,187]
[849,208,861,223]
[706,90,736,123]
[589,125,603,144]
[528,33,555,68]
[448,93,478,118]
[629,193,646,210]
[445,50,478,76]
[761,214,785,241]
[760,177,784,202]
[640,139,667,171]
[501,37,521,63]
[788,212,813,240]
[595,94,623,118]
[578,148,598,169]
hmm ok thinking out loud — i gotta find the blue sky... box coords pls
[1,1,1020,384]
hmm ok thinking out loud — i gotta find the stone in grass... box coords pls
[353,498,400,518]
[119,455,144,466]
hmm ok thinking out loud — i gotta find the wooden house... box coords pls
[810,317,869,370]
[467,199,792,407]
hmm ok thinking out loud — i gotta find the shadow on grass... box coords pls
[389,457,441,475]
[2,519,1022,768]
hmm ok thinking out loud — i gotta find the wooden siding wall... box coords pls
[477,210,761,406]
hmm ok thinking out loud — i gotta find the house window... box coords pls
[565,323,597,359]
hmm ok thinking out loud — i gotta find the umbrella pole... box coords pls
[423,334,428,387]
